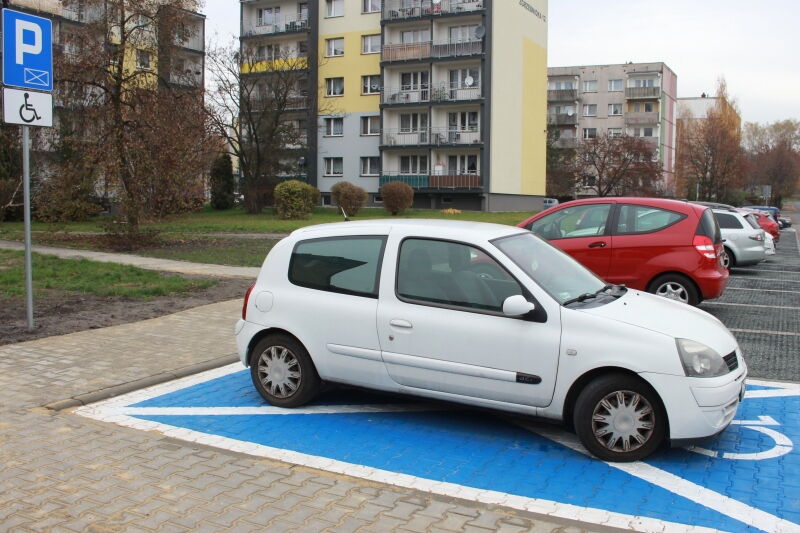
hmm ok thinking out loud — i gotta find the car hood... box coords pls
[580,290,738,355]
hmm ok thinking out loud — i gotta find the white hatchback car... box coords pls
[235,220,747,462]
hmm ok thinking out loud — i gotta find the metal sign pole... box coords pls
[22,124,33,331]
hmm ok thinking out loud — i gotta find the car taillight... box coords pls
[242,283,255,320]
[749,234,764,241]
[693,235,717,260]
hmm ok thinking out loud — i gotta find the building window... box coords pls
[633,78,657,88]
[362,75,381,95]
[326,0,344,17]
[360,157,380,176]
[583,80,597,92]
[361,116,380,135]
[362,0,381,13]
[549,80,574,90]
[608,79,623,91]
[324,157,344,176]
[256,44,280,61]
[400,155,428,174]
[324,117,343,136]
[362,34,381,54]
[326,77,344,96]
[136,50,151,70]
[608,103,622,116]
[583,128,597,139]
[608,128,623,138]
[257,6,280,25]
[643,127,654,137]
[326,38,344,57]
[298,41,309,56]
[582,104,597,117]
[644,102,655,112]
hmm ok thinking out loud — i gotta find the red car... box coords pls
[742,210,780,242]
[517,198,728,305]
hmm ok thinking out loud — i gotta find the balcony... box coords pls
[548,113,577,126]
[250,95,307,112]
[547,89,578,102]
[553,137,577,149]
[625,87,661,99]
[382,40,482,63]
[383,0,485,20]
[380,173,481,190]
[242,14,309,37]
[277,174,309,183]
[382,83,481,105]
[382,127,482,147]
[625,111,659,125]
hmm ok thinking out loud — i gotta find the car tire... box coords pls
[573,373,667,462]
[647,273,700,306]
[722,247,736,269]
[250,334,321,408]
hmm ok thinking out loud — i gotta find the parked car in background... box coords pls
[741,209,780,242]
[237,219,747,462]
[517,198,727,306]
[542,198,559,210]
[764,233,776,256]
[713,209,766,269]
[779,216,792,229]
[742,205,781,225]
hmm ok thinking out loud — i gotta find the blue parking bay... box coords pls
[77,366,800,533]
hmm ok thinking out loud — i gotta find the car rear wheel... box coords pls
[647,273,700,306]
[574,374,666,462]
[250,334,321,407]
[722,247,736,269]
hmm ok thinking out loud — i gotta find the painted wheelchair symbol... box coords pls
[686,416,793,460]
[19,92,42,123]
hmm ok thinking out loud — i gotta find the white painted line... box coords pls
[732,268,800,274]
[728,277,800,283]
[521,423,799,533]
[113,404,454,416]
[725,287,800,295]
[703,302,800,311]
[730,328,800,338]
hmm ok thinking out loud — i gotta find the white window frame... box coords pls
[362,34,381,54]
[583,104,597,117]
[608,79,623,91]
[136,49,151,70]
[324,157,344,176]
[583,128,597,139]
[326,38,344,57]
[608,128,623,138]
[362,0,381,14]
[325,77,344,97]
[360,156,380,176]
[324,117,344,136]
[361,116,380,136]
[400,155,428,174]
[608,103,622,116]
[362,75,381,95]
[326,0,344,17]
[583,80,597,92]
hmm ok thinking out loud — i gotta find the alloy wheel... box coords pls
[591,390,656,453]
[257,345,302,399]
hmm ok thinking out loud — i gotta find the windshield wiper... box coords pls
[563,284,616,307]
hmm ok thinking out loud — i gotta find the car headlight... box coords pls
[676,339,729,378]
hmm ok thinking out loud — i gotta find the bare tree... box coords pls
[206,40,330,214]
[545,128,577,199]
[676,79,747,202]
[0,124,23,222]
[573,133,662,197]
[744,120,800,206]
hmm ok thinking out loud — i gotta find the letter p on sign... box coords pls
[15,20,42,65]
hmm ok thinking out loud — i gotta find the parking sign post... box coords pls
[2,8,54,331]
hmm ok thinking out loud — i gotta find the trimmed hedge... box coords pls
[331,181,367,216]
[274,180,320,219]
[380,180,414,215]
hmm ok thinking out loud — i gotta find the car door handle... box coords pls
[390,319,413,329]
[588,241,606,248]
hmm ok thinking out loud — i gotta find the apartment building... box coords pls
[547,62,677,195]
[240,0,549,211]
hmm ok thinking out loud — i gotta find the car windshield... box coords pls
[493,232,608,305]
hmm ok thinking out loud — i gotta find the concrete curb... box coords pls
[45,354,239,411]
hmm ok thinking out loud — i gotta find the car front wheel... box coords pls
[250,334,321,407]
[574,374,666,462]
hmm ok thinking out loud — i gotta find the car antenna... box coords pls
[340,206,350,222]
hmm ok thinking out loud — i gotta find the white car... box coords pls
[764,233,776,256]
[235,220,747,462]
[714,209,766,268]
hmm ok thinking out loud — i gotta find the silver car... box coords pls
[713,209,766,268]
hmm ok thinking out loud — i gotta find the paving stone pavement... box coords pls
[0,301,605,532]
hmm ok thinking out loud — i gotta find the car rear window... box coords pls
[715,212,744,229]
[289,236,386,297]
[697,208,722,244]
[742,214,761,229]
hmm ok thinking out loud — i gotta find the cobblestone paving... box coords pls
[0,303,596,532]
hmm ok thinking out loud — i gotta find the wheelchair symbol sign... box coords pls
[2,87,52,127]
[687,416,794,460]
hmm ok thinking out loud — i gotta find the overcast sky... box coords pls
[201,0,800,125]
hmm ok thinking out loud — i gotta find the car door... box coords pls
[376,236,561,408]
[527,202,614,279]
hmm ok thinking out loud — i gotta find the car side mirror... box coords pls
[502,295,536,317]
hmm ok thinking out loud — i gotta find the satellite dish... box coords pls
[464,76,474,87]
[567,109,574,116]
[474,26,486,39]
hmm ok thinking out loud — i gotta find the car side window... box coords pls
[289,236,386,297]
[528,204,611,240]
[615,205,685,234]
[715,213,743,229]
[396,238,522,313]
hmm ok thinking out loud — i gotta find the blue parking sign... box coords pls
[2,9,53,91]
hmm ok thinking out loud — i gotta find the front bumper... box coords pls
[641,360,747,440]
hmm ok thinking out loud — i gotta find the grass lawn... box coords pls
[0,250,216,300]
[0,205,533,236]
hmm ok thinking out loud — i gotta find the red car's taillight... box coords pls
[242,283,255,320]
[693,235,717,260]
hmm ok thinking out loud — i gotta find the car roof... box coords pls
[552,197,704,214]
[291,219,528,241]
